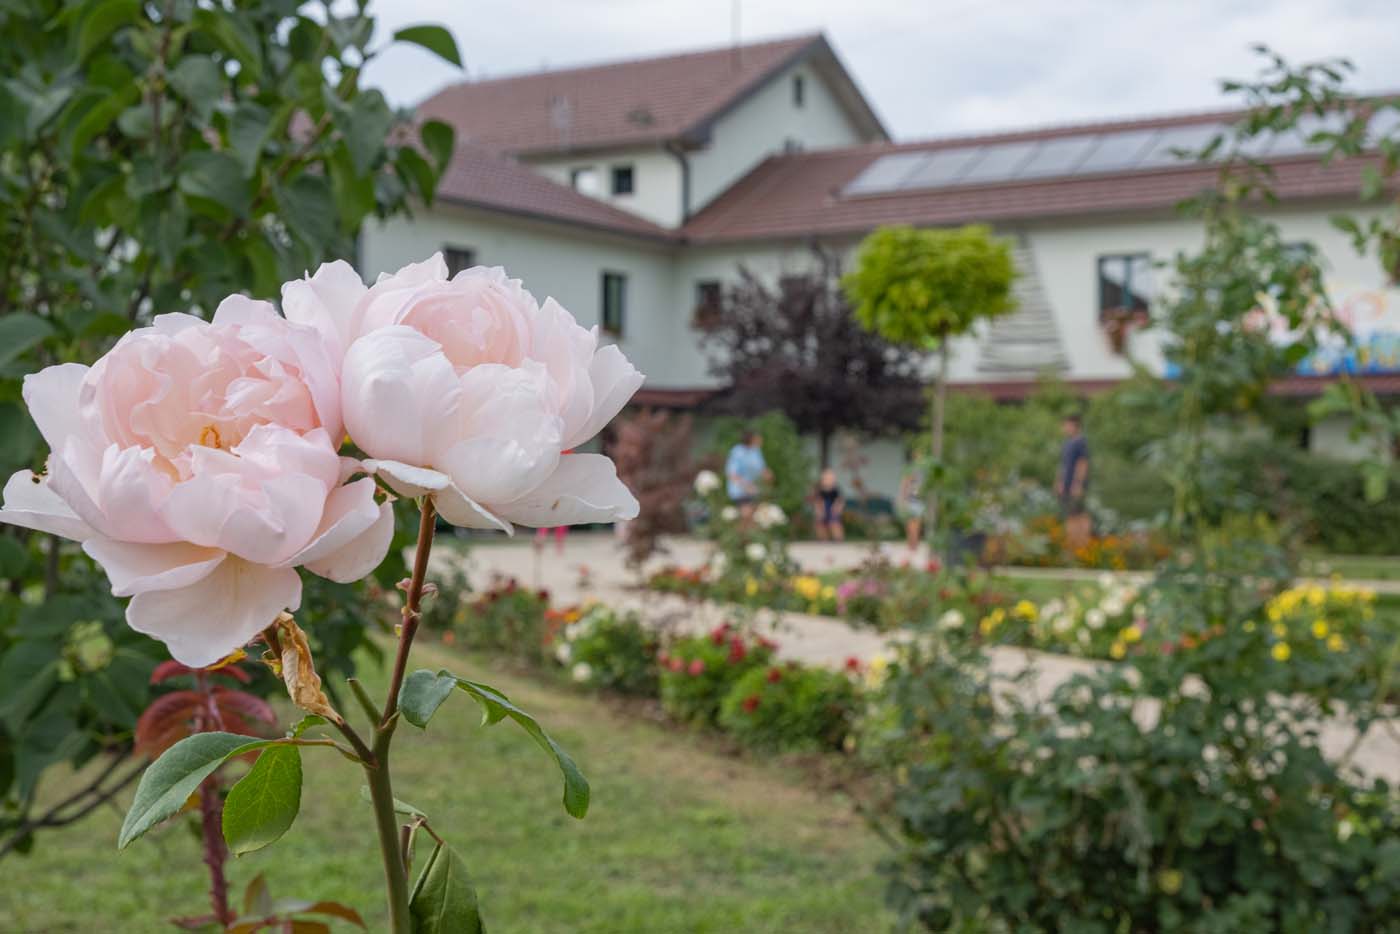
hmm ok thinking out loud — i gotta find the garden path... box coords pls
[438,533,1400,781]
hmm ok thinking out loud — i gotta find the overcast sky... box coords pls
[363,0,1400,140]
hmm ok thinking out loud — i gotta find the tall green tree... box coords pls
[0,0,460,859]
[842,224,1017,526]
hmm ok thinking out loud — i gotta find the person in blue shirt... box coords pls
[725,430,770,524]
[1055,413,1092,549]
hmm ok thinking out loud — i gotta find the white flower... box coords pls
[693,470,720,495]
[745,542,767,562]
[1086,608,1107,629]
[753,502,786,529]
[1077,629,1090,645]
[1097,573,1115,590]
[719,505,739,522]
[709,551,728,574]
[1053,614,1075,635]
[570,662,593,683]
[937,609,964,630]
[554,641,573,664]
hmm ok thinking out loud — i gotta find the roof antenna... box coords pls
[731,0,743,71]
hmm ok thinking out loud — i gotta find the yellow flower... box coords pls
[1271,623,1288,639]
[1306,586,1325,608]
[1013,600,1038,621]
[792,575,822,601]
[1109,641,1127,660]
[865,653,890,690]
[1327,633,1346,653]
[979,608,1006,636]
[1272,642,1292,662]
[744,577,758,597]
[1311,619,1329,639]
[1242,621,1256,633]
[1157,869,1183,896]
[820,585,836,600]
[1120,625,1143,644]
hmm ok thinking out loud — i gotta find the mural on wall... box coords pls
[1300,285,1400,375]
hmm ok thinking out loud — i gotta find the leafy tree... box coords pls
[0,0,459,859]
[842,224,1017,524]
[695,252,925,467]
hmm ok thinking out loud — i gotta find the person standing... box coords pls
[812,467,845,541]
[1055,413,1092,551]
[725,430,769,525]
[897,450,926,553]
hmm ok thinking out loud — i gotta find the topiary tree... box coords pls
[843,224,1017,526]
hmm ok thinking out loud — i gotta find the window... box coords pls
[792,74,805,108]
[1097,254,1152,319]
[692,279,722,329]
[610,165,635,196]
[443,246,476,277]
[570,166,600,195]
[601,271,627,336]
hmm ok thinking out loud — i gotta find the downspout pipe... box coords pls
[665,141,692,224]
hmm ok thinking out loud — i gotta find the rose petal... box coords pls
[0,470,98,542]
[83,539,225,597]
[304,498,395,582]
[564,345,645,449]
[341,327,460,465]
[434,483,513,533]
[281,259,368,361]
[495,453,639,527]
[21,363,91,455]
[362,459,453,498]
[127,557,302,668]
[282,477,384,568]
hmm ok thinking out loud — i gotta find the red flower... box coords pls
[757,636,778,651]
[844,656,861,672]
[667,657,684,673]
[688,658,706,676]
[709,624,730,645]
[926,557,943,574]
[742,694,761,714]
[765,667,782,684]
[727,638,748,664]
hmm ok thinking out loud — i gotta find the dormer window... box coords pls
[611,165,635,196]
[793,74,805,108]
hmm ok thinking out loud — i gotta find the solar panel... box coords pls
[1136,123,1228,167]
[843,152,929,195]
[1073,129,1159,174]
[901,146,985,188]
[1017,135,1100,179]
[958,140,1038,183]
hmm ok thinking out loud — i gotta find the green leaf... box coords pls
[329,143,376,229]
[420,120,455,171]
[1360,165,1384,201]
[119,732,279,848]
[400,670,590,819]
[395,146,440,203]
[339,90,395,175]
[222,744,303,855]
[0,313,55,369]
[399,669,456,729]
[192,7,263,81]
[168,55,222,118]
[228,102,272,176]
[408,841,484,934]
[392,25,462,68]
[178,150,248,216]
[77,0,142,62]
[275,174,336,251]
[358,784,428,820]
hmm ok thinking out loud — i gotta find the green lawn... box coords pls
[0,641,890,933]
[1301,552,1400,582]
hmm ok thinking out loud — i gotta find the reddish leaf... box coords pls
[213,687,276,727]
[212,664,253,684]
[150,660,195,685]
[300,902,366,928]
[134,690,205,757]
[289,922,331,934]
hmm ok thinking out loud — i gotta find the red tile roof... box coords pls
[435,144,677,240]
[418,34,836,155]
[680,109,1379,243]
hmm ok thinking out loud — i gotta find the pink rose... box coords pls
[0,299,393,666]
[283,255,644,530]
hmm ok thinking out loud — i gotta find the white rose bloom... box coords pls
[693,470,720,495]
[719,506,739,522]
[938,609,964,630]
[745,542,767,562]
[709,552,727,574]
[1053,614,1075,635]
[554,641,573,664]
[570,662,593,683]
[1086,608,1107,629]
[1097,573,1115,590]
[753,503,787,529]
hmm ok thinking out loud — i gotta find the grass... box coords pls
[0,640,890,933]
[1301,552,1400,582]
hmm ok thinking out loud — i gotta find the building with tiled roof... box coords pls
[360,33,1398,493]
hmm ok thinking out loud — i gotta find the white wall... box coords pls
[688,60,868,212]
[359,204,680,390]
[525,147,683,228]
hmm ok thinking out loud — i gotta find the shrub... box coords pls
[417,563,474,635]
[455,577,552,666]
[551,606,659,696]
[708,411,813,519]
[873,540,1400,932]
[718,662,861,752]
[658,625,775,725]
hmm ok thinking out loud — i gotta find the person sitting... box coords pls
[812,468,845,541]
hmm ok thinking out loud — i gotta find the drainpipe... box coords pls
[665,141,692,225]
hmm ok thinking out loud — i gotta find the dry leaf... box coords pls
[272,612,343,724]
